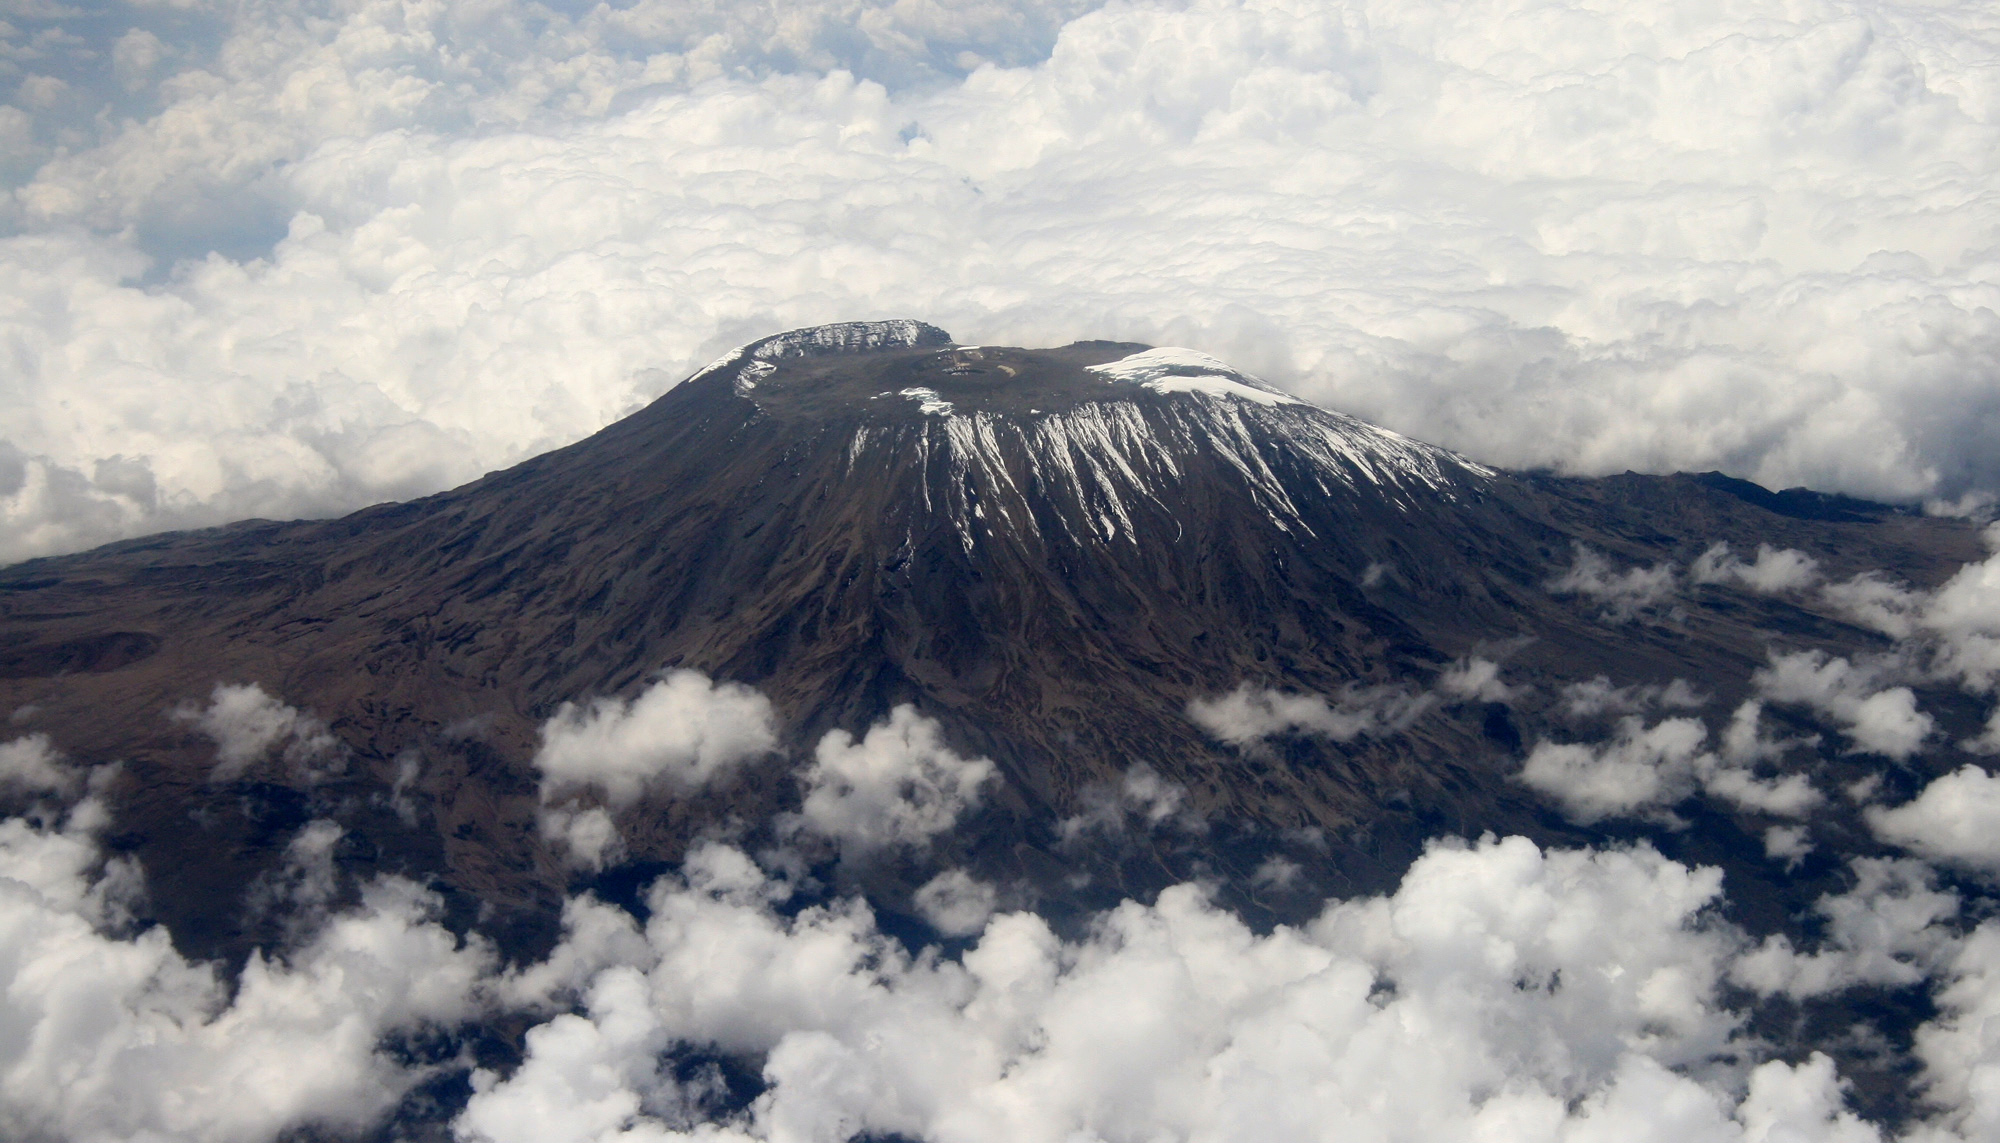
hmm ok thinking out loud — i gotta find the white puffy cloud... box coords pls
[1519,715,1711,823]
[539,805,624,874]
[1561,676,1707,719]
[1057,762,1204,841]
[172,681,342,782]
[1913,919,2000,1141]
[0,732,76,796]
[1754,650,1932,761]
[1917,526,2000,693]
[1763,825,1812,869]
[535,671,779,806]
[1732,859,1959,999]
[460,833,1908,1143]
[4,0,2000,562]
[788,704,996,854]
[534,670,778,869]
[1692,543,1822,594]
[244,818,345,935]
[0,794,495,1143]
[1189,682,1434,745]
[913,869,998,937]
[1816,529,2000,696]
[1866,765,2000,875]
[1521,701,1823,824]
[1435,656,1517,703]
[1548,546,1679,622]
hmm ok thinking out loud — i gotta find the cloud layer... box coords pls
[3,0,2000,560]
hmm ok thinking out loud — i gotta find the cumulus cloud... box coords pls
[787,704,996,854]
[1866,765,2000,875]
[4,770,1979,1143]
[1548,546,1679,622]
[1058,762,1204,841]
[5,0,2000,561]
[1188,657,1524,749]
[913,869,998,937]
[244,818,346,935]
[0,794,494,1143]
[0,732,76,796]
[534,670,778,868]
[458,833,1906,1143]
[1519,715,1711,823]
[1693,543,1822,594]
[1435,656,1517,704]
[172,681,342,782]
[535,671,779,805]
[1754,650,1932,761]
[1561,676,1707,719]
[539,805,624,873]
[1763,825,1813,869]
[1521,701,1822,824]
[1914,919,2000,1140]
[1732,859,1959,999]
[1816,529,2000,695]
[1188,683,1434,746]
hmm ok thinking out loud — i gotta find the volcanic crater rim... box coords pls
[740,338,1161,423]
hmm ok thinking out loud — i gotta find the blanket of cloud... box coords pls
[6,754,1982,1143]
[0,0,1997,561]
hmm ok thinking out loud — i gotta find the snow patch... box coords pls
[898,387,954,416]
[1087,347,1300,407]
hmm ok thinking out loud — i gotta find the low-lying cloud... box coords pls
[457,834,1901,1143]
[787,704,997,855]
[172,682,342,782]
[535,671,780,805]
[0,796,493,1143]
[4,0,2000,562]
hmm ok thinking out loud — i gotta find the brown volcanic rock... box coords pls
[0,320,1985,955]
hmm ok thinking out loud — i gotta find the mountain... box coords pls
[0,320,1985,986]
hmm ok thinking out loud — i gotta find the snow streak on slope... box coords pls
[847,378,1488,553]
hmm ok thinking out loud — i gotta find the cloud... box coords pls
[459,833,1909,1143]
[1692,543,1822,594]
[243,818,345,936]
[1763,825,1812,869]
[1058,762,1204,842]
[1731,859,1959,999]
[1548,546,1679,622]
[1561,676,1707,719]
[4,0,2000,562]
[1815,528,2000,696]
[539,805,623,873]
[172,681,342,782]
[1435,656,1518,704]
[533,670,779,869]
[535,671,779,805]
[1188,683,1434,746]
[787,704,996,854]
[0,732,77,796]
[1521,701,1823,824]
[0,793,494,1143]
[1866,765,2000,875]
[913,869,998,937]
[1753,650,1932,761]
[1915,919,2000,1140]
[1519,715,1710,823]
